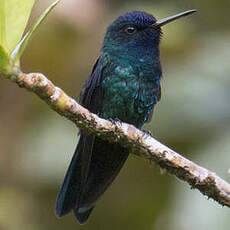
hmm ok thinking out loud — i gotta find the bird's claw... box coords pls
[142,130,152,137]
[109,118,122,126]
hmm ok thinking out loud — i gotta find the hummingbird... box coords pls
[56,9,196,224]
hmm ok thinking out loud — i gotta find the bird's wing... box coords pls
[157,83,161,102]
[77,55,107,197]
[56,55,106,218]
[146,81,161,123]
[79,56,105,112]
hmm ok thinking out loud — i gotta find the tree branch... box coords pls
[2,70,230,208]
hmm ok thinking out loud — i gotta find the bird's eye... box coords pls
[124,26,137,35]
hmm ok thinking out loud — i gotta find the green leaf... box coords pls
[0,45,11,75]
[0,0,35,53]
[11,0,60,65]
[0,1,7,50]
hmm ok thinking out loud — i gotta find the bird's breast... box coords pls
[100,61,160,127]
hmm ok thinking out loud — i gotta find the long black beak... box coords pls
[151,9,197,28]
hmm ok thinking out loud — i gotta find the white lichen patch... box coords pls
[193,168,209,181]
[50,87,61,101]
[37,74,48,87]
[163,150,175,161]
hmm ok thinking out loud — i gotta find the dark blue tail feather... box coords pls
[55,136,84,217]
[74,206,94,224]
[56,134,129,223]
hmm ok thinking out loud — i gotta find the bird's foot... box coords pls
[142,129,152,137]
[109,118,122,126]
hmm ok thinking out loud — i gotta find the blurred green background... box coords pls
[1,0,230,229]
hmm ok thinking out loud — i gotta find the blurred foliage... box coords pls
[0,0,230,229]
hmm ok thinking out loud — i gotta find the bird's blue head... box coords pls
[102,10,196,56]
[102,11,160,54]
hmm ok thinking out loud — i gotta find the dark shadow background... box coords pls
[0,0,230,229]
